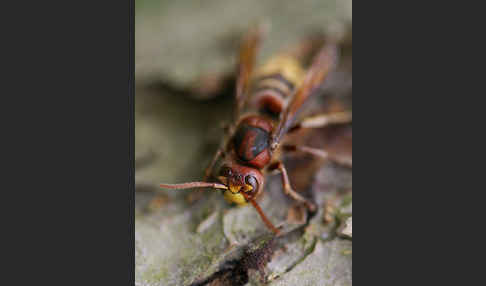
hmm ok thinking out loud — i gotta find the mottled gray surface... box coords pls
[136,0,352,87]
[135,1,352,285]
[268,240,352,286]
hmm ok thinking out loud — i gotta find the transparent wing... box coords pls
[233,25,264,121]
[271,43,338,149]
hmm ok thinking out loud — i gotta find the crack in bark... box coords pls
[190,211,319,286]
[190,237,277,286]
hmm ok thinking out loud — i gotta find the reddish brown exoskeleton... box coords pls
[160,27,352,235]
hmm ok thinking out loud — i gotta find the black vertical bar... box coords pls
[129,0,135,283]
[2,0,133,284]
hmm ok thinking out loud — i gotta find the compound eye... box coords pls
[245,175,259,193]
[219,166,232,177]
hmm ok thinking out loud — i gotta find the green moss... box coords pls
[340,193,352,208]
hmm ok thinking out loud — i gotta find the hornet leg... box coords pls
[289,111,352,133]
[268,161,317,212]
[283,144,352,168]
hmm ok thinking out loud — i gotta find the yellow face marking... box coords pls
[224,190,247,205]
[224,184,254,205]
[229,185,241,194]
[243,184,253,192]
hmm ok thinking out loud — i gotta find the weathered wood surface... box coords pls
[135,1,352,285]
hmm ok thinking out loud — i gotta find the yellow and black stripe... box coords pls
[247,54,306,117]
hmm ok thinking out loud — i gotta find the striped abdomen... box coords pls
[248,54,306,118]
[231,55,306,169]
